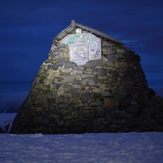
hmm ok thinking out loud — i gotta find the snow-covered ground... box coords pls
[0,113,17,132]
[0,113,163,163]
[0,132,163,163]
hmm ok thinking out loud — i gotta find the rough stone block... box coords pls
[104,98,120,107]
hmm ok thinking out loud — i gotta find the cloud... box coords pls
[155,88,163,96]
[143,65,163,73]
[0,27,55,48]
[0,92,28,113]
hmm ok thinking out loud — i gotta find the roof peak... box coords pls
[71,20,76,26]
[55,20,124,45]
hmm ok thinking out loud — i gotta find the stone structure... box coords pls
[11,20,163,134]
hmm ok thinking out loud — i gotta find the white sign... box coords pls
[60,29,101,65]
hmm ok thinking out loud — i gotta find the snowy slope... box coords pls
[0,113,17,132]
[0,132,163,163]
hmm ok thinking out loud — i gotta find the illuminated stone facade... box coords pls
[11,21,163,134]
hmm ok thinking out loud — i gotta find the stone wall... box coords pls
[11,34,163,134]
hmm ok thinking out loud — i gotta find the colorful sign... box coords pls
[60,29,101,65]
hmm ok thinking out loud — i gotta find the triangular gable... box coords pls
[54,20,123,45]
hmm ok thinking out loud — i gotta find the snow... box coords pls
[0,113,163,162]
[0,132,163,163]
[0,113,17,132]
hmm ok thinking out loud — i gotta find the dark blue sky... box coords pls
[0,0,163,112]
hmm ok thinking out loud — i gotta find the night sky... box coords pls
[0,0,163,112]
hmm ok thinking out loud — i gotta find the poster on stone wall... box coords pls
[70,45,89,64]
[60,29,101,65]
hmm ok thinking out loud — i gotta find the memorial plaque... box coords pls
[60,28,101,65]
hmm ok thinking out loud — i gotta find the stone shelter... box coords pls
[11,20,163,134]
